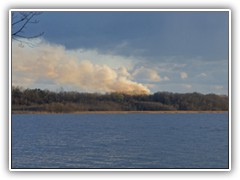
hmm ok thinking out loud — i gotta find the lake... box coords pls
[11,113,229,169]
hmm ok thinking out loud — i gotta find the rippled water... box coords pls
[11,113,229,169]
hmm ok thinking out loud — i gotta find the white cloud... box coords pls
[117,66,132,79]
[182,84,192,89]
[213,85,224,90]
[133,66,169,82]
[73,48,136,69]
[198,72,207,77]
[144,83,156,88]
[180,72,188,79]
[12,41,150,94]
[162,76,170,81]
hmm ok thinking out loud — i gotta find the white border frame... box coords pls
[9,8,231,172]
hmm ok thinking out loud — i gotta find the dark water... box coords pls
[11,113,229,169]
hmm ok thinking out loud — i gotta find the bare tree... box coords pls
[11,12,44,45]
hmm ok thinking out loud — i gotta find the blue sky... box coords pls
[12,10,229,94]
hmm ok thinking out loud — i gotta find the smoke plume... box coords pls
[12,41,150,94]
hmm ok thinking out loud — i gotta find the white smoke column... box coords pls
[12,41,150,94]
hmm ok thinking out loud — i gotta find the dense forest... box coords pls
[12,86,228,113]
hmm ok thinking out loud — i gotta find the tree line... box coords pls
[12,86,228,113]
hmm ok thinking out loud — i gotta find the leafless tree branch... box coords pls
[12,12,44,42]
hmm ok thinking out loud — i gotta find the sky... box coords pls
[12,10,229,95]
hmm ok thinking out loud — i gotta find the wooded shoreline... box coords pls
[12,87,228,113]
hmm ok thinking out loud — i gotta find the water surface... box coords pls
[11,113,229,169]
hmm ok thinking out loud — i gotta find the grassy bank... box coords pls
[12,110,228,115]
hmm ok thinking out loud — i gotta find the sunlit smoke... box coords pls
[12,41,150,94]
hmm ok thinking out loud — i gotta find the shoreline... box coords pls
[12,110,228,115]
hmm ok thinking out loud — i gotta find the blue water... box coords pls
[11,113,229,169]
